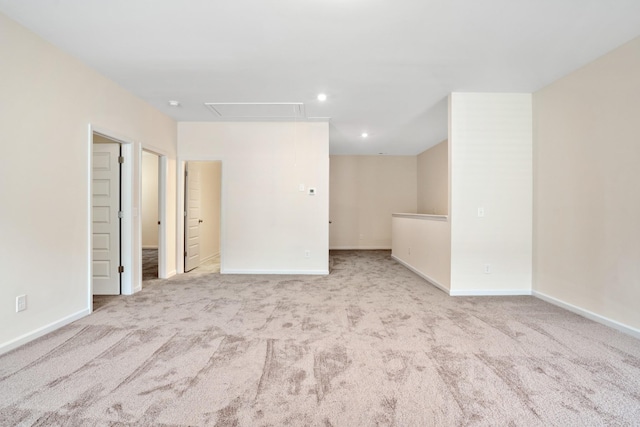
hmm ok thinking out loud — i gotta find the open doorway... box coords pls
[90,126,137,314]
[141,150,160,280]
[91,129,136,311]
[184,161,221,273]
[92,134,122,295]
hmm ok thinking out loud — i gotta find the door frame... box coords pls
[88,125,136,308]
[177,158,224,274]
[140,146,169,279]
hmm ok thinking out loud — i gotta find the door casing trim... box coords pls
[88,125,137,311]
[177,159,224,274]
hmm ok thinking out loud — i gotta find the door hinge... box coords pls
[118,156,124,164]
[184,251,187,257]
[184,211,187,217]
[118,211,124,219]
[158,220,161,225]
[185,170,188,177]
[118,265,124,273]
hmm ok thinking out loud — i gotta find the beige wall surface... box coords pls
[330,156,417,249]
[142,151,159,248]
[0,13,178,352]
[533,36,640,330]
[417,140,448,215]
[196,161,222,263]
[450,93,532,294]
[392,216,451,290]
[178,122,329,274]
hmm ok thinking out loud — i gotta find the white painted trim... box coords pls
[391,255,449,294]
[166,269,177,278]
[157,155,168,279]
[140,142,171,158]
[120,142,135,295]
[330,246,391,250]
[89,125,139,298]
[0,309,90,356]
[177,160,185,275]
[533,291,640,339]
[87,126,93,311]
[392,213,448,221]
[221,269,329,275]
[200,253,219,265]
[449,289,533,296]
[141,148,168,280]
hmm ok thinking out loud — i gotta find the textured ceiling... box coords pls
[1,0,640,154]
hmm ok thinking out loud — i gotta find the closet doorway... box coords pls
[184,161,222,273]
[141,150,160,280]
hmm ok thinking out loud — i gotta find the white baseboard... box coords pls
[449,289,533,296]
[162,269,177,279]
[391,255,449,294]
[142,245,158,249]
[0,308,91,356]
[330,246,391,250]
[200,252,220,265]
[221,269,329,275]
[533,291,640,339]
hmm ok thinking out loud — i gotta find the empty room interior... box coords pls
[1,1,639,425]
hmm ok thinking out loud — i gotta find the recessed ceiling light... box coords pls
[317,93,327,102]
[361,132,368,138]
[168,100,181,107]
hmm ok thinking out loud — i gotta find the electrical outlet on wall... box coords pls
[304,250,311,258]
[16,295,27,312]
[484,264,491,274]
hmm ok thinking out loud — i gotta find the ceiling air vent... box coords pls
[204,102,306,120]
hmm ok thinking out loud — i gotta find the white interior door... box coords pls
[185,162,201,271]
[92,142,121,295]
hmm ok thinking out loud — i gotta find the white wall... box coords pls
[533,36,640,331]
[0,13,177,353]
[142,151,159,248]
[178,122,329,274]
[449,93,532,295]
[329,156,417,249]
[417,140,448,215]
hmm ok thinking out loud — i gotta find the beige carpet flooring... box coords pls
[1,250,639,426]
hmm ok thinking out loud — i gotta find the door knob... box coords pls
[198,219,203,223]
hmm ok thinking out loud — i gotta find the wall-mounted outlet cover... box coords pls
[16,294,27,312]
[299,184,305,192]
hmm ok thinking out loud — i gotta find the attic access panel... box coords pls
[204,103,306,120]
